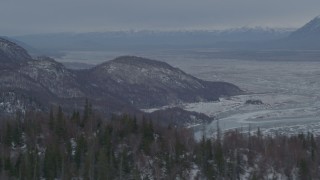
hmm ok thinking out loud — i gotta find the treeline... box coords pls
[0,101,196,179]
[197,128,320,179]
[0,102,319,179]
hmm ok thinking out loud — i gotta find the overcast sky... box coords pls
[1,0,320,36]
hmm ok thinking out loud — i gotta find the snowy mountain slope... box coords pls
[0,37,32,64]
[20,57,85,98]
[89,56,242,108]
[290,16,320,38]
[0,38,242,120]
[277,15,320,49]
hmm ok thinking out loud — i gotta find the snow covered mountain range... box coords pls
[11,27,293,53]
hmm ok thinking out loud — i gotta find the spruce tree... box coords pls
[81,98,92,128]
[49,107,54,131]
[55,106,66,140]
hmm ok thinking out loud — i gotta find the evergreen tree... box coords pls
[74,135,87,169]
[81,98,92,128]
[71,111,80,127]
[96,149,108,180]
[298,158,309,179]
[214,139,224,176]
[49,107,54,131]
[12,124,22,146]
[55,106,66,140]
[310,133,317,160]
[4,123,12,146]
[43,144,62,179]
[140,118,154,154]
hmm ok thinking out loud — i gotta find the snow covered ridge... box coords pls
[0,37,32,63]
[88,56,242,109]
[0,39,242,120]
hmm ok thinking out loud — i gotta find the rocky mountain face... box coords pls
[0,37,242,124]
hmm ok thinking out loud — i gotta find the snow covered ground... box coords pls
[169,57,320,138]
[145,53,320,138]
[56,50,320,138]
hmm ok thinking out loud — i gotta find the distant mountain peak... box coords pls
[305,15,320,26]
[290,16,320,38]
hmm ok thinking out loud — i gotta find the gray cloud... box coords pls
[1,0,320,35]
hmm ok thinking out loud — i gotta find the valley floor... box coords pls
[56,49,320,138]
[172,57,320,138]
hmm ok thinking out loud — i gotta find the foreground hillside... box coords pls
[0,106,319,179]
[0,37,241,125]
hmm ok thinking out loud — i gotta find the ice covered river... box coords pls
[167,57,320,137]
[57,50,320,137]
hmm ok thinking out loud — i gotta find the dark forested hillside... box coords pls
[0,103,319,179]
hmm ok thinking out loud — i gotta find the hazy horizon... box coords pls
[1,0,320,36]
